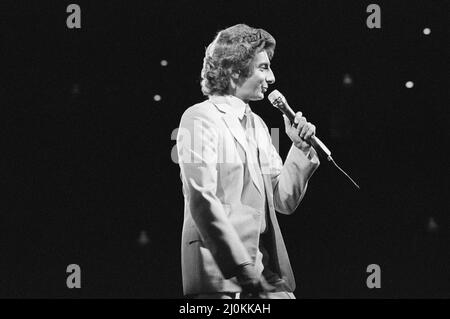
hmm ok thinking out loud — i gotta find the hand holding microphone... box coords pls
[282,111,316,153]
[268,90,332,158]
[268,89,360,190]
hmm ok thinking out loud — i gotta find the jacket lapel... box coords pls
[222,112,249,156]
[211,102,264,196]
[252,114,271,175]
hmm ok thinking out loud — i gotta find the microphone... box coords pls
[268,89,360,190]
[268,90,332,158]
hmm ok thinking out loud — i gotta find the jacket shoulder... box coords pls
[180,100,221,123]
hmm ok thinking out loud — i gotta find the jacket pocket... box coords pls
[188,239,202,245]
[185,203,230,245]
[184,224,202,246]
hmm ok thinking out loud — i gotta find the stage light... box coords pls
[160,60,168,66]
[137,230,150,246]
[405,81,414,89]
[71,83,80,96]
[423,28,431,35]
[153,94,162,101]
[343,73,353,87]
[427,217,439,233]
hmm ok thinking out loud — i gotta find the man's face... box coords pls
[234,50,275,103]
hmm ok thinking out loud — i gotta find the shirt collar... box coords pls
[208,95,250,120]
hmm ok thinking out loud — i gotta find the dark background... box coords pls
[0,0,448,298]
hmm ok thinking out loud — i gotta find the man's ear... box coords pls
[231,71,240,81]
[229,71,240,90]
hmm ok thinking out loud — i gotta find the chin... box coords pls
[251,95,264,101]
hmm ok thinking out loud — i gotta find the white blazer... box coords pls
[176,95,320,295]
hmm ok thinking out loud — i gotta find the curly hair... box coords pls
[200,24,276,96]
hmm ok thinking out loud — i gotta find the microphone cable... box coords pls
[326,155,360,190]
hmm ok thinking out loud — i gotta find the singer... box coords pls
[176,24,320,299]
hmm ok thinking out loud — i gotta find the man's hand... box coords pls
[283,112,316,152]
[236,264,276,299]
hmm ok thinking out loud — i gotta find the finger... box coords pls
[283,115,291,131]
[296,117,307,135]
[304,124,316,140]
[299,123,307,139]
[293,112,303,124]
[300,121,311,139]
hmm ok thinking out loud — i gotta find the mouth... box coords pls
[261,86,268,93]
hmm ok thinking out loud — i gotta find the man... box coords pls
[176,24,320,299]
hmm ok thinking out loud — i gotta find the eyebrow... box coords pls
[257,62,270,67]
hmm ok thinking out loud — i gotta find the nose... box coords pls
[266,68,275,85]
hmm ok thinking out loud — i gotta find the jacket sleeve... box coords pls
[256,117,320,214]
[270,143,320,214]
[177,106,252,278]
